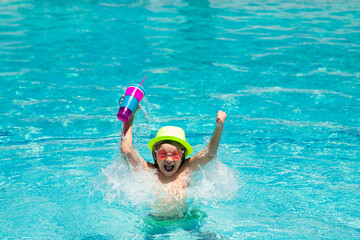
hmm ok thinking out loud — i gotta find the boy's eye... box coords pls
[172,151,182,159]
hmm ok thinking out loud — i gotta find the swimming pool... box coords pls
[1,0,360,239]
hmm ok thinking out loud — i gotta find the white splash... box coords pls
[187,158,240,207]
[98,156,239,214]
[100,158,158,208]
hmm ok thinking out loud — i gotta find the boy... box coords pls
[121,108,227,216]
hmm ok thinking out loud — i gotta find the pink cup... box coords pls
[117,84,145,122]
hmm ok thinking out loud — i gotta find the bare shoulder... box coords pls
[144,161,156,170]
[179,157,198,174]
[183,151,208,173]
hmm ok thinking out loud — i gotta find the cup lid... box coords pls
[128,84,145,94]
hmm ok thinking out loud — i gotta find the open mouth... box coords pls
[164,164,175,172]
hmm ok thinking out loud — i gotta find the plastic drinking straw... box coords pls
[140,76,146,86]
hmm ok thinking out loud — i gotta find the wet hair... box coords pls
[152,140,186,168]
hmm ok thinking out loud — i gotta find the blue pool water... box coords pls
[1,0,360,239]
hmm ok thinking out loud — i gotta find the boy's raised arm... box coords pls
[121,108,147,169]
[188,110,227,170]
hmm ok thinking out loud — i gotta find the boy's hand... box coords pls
[216,110,227,126]
[119,95,124,105]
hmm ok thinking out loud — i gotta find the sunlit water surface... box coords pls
[1,0,360,239]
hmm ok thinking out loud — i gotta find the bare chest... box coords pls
[157,170,190,200]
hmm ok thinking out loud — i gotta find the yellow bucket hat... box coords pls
[148,126,193,157]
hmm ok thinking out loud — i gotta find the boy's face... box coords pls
[155,142,184,177]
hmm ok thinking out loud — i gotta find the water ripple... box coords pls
[211,87,355,99]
